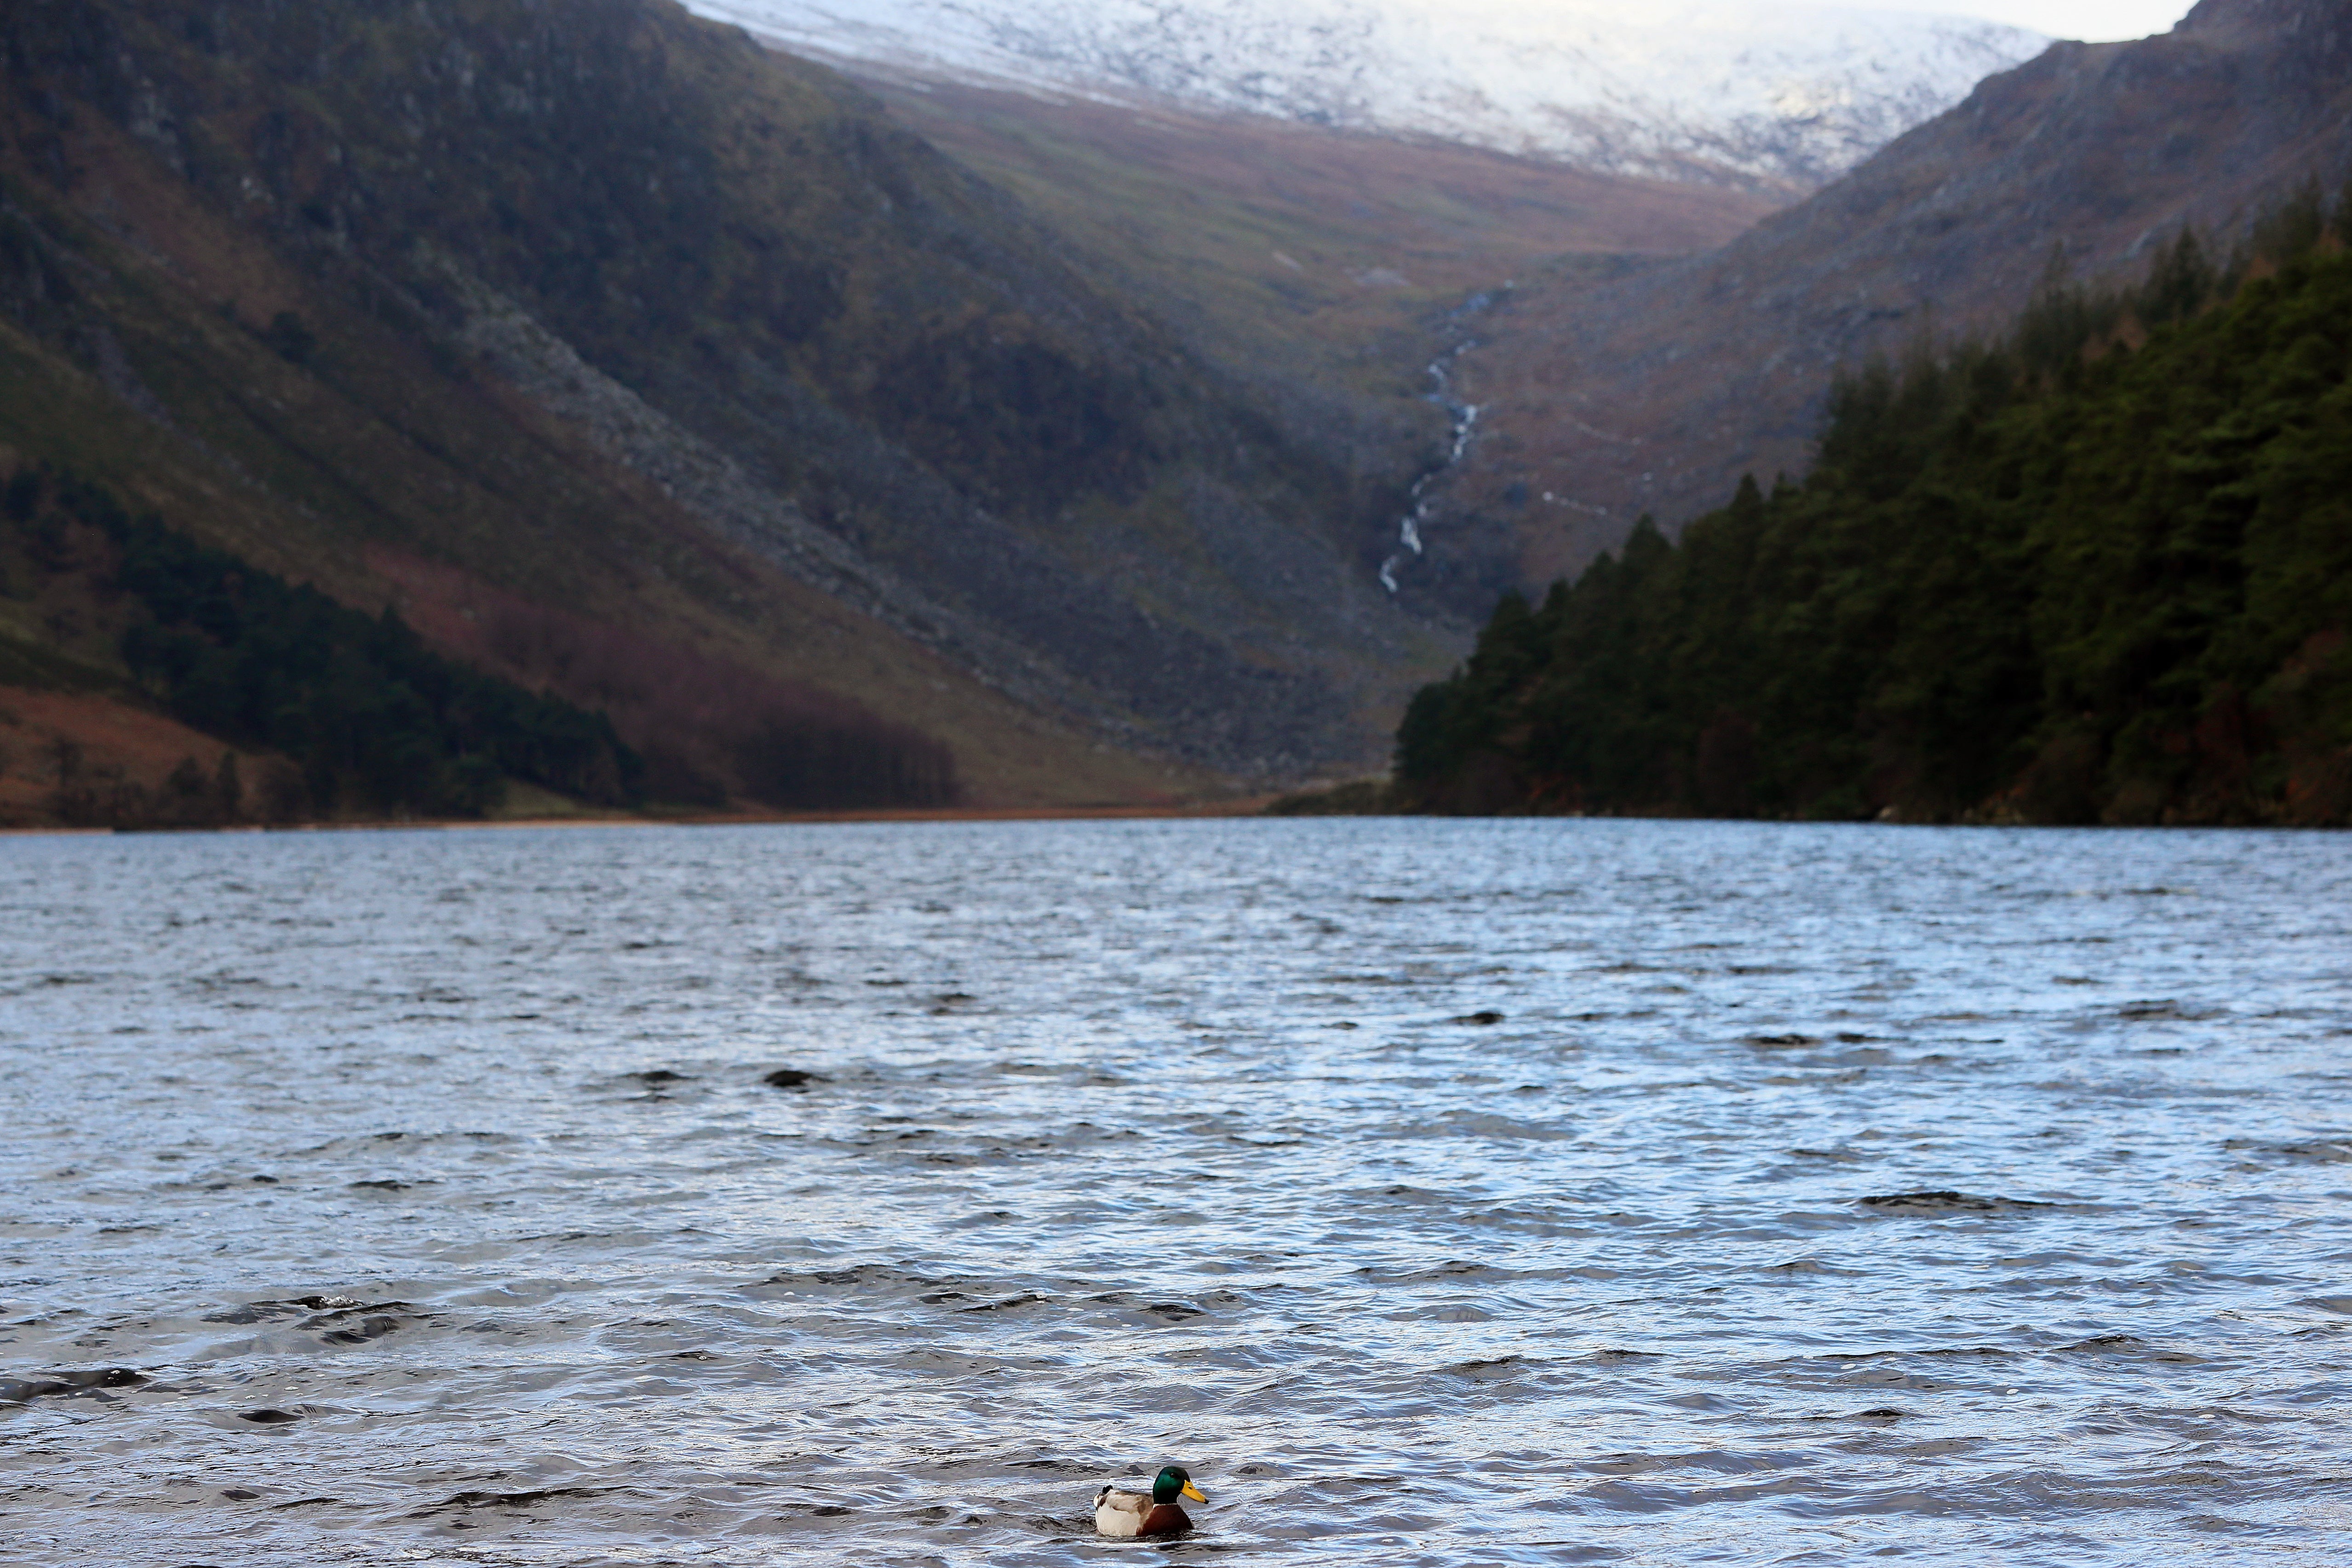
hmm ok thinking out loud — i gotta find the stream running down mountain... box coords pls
[4,818,2350,1566]
[1381,303,1490,595]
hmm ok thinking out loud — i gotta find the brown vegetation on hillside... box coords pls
[0,687,275,829]
[371,550,957,809]
[871,76,1777,389]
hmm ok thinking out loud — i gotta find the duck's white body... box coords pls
[1093,1484,1191,1538]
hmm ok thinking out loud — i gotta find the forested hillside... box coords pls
[0,460,969,824]
[1398,207,2352,826]
[0,469,654,824]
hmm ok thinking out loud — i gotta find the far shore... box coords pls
[0,797,1289,837]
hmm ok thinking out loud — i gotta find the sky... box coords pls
[1883,0,2196,40]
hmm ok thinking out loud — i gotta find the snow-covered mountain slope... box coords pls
[687,0,2048,187]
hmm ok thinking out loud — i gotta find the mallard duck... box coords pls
[1093,1464,1207,1537]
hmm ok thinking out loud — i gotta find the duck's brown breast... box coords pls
[1138,1502,1192,1536]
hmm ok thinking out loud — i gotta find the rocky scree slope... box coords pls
[1430,0,2352,595]
[1,0,1434,788]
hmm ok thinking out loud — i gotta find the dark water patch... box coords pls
[0,1368,146,1402]
[2053,1334,2201,1362]
[305,1300,412,1329]
[2118,999,2223,1022]
[433,1486,611,1511]
[202,1295,365,1324]
[763,1068,826,1090]
[2226,1138,2352,1165]
[1454,1011,1506,1026]
[239,1408,301,1424]
[749,1264,949,1296]
[202,1298,428,1345]
[1354,1259,1514,1287]
[1440,1356,1527,1382]
[1855,1191,2059,1217]
[960,1292,1051,1313]
[312,1311,410,1345]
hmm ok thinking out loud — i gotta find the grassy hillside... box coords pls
[1397,218,2352,827]
[0,0,1452,801]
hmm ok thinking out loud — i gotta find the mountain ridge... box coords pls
[694,0,2047,190]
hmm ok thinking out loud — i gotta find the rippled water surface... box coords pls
[5,819,2351,1566]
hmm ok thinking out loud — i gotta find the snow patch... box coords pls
[688,0,2047,186]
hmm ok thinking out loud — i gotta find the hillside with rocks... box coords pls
[0,0,1462,812]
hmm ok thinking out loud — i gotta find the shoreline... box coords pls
[0,798,1286,837]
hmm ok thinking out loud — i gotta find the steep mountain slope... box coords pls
[695,0,2044,190]
[1429,0,2352,597]
[0,0,1444,801]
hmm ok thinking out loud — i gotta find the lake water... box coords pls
[2,819,2349,1566]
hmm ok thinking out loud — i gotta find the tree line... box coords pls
[1397,192,2352,826]
[6,470,642,819]
[5,467,963,821]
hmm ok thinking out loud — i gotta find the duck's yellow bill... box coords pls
[1182,1481,1208,1503]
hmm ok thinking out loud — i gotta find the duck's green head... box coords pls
[1153,1465,1207,1505]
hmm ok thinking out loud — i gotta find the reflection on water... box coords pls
[2,819,2348,1565]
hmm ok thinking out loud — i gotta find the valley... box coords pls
[0,0,2342,824]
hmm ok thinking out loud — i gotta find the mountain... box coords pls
[0,0,1462,809]
[1423,0,2352,599]
[1393,217,2352,827]
[692,0,2047,190]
